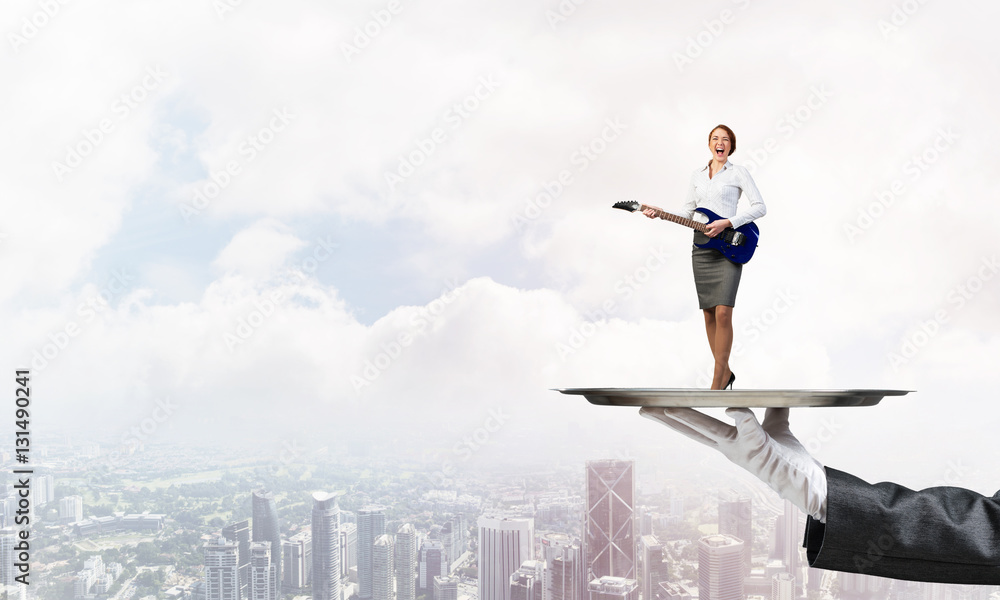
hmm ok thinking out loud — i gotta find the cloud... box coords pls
[5,0,1000,490]
[212,219,306,278]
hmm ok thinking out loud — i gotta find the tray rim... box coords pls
[554,388,913,408]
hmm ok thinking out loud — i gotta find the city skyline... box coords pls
[4,441,996,600]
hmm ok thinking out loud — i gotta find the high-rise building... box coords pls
[772,572,794,600]
[585,460,635,581]
[205,536,240,600]
[33,476,48,510]
[654,581,692,600]
[541,533,583,600]
[448,514,466,564]
[42,474,55,504]
[838,571,889,600]
[419,539,446,591]
[807,566,824,593]
[373,534,395,600]
[779,500,800,581]
[697,535,744,600]
[396,524,417,600]
[587,576,638,600]
[312,492,342,600]
[0,528,15,587]
[638,536,669,600]
[637,506,653,537]
[434,575,460,600]
[669,491,684,520]
[435,514,465,568]
[60,495,83,523]
[478,515,534,600]
[250,541,277,600]
[718,492,752,575]
[510,560,545,600]
[359,506,387,600]
[282,531,311,591]
[223,519,252,600]
[342,522,359,581]
[252,490,282,599]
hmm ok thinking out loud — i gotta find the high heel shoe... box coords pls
[724,372,735,390]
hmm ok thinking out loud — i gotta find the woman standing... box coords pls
[644,124,766,390]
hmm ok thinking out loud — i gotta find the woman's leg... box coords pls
[710,305,734,389]
[703,308,717,360]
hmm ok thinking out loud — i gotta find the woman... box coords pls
[643,124,766,390]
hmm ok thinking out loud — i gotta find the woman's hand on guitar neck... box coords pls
[641,206,662,220]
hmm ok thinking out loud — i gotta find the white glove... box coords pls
[640,407,828,522]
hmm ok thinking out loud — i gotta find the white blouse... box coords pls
[678,160,766,230]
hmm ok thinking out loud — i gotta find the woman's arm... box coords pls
[677,170,698,220]
[729,166,766,229]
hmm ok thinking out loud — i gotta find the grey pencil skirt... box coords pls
[692,231,742,309]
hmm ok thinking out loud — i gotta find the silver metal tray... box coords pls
[555,388,911,408]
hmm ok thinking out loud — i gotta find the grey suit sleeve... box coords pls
[803,467,1000,585]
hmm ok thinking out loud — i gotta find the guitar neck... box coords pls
[641,204,707,232]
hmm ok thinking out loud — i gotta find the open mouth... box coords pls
[716,148,725,155]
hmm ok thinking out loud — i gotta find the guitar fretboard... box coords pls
[640,204,707,233]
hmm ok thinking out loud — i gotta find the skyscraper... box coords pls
[509,560,545,600]
[205,536,240,600]
[585,460,635,581]
[587,576,639,600]
[282,531,311,591]
[434,575,460,600]
[541,533,583,600]
[638,535,669,600]
[448,514,466,563]
[772,572,794,600]
[838,571,888,600]
[0,528,15,587]
[779,500,800,580]
[697,535,744,600]
[223,519,251,600]
[250,542,277,600]
[478,515,534,600]
[252,489,282,598]
[342,522,359,581]
[718,492,752,574]
[655,581,692,600]
[59,495,83,523]
[373,534,395,600]
[419,539,446,591]
[359,506,387,600]
[312,492,342,600]
[396,524,417,600]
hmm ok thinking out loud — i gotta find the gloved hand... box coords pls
[640,407,828,522]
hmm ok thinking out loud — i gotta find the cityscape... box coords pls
[0,438,996,600]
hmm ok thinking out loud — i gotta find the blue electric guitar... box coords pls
[611,201,760,264]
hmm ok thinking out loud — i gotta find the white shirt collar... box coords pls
[701,160,732,173]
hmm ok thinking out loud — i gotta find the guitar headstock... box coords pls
[612,201,641,213]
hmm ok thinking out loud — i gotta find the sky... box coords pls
[3,0,1000,493]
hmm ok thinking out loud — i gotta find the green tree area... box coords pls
[135,568,167,598]
[37,579,75,600]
